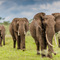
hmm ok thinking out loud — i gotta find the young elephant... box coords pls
[43,15,56,58]
[52,13,60,47]
[30,12,46,56]
[0,25,5,46]
[9,18,29,51]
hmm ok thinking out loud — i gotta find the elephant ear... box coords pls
[36,25,42,37]
[25,20,29,32]
[55,15,60,21]
[42,18,48,28]
[52,13,56,17]
[41,12,45,16]
[16,21,19,30]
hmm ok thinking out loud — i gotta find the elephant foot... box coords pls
[0,45,2,47]
[23,49,25,51]
[37,51,40,55]
[58,39,60,48]
[13,46,16,48]
[13,47,15,48]
[37,53,40,55]
[3,43,5,45]
[17,47,20,49]
[47,54,52,58]
[41,54,46,57]
[22,48,25,51]
[52,51,56,55]
[58,45,60,48]
[3,44,5,45]
[54,52,56,55]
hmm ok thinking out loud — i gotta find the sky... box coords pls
[0,0,60,22]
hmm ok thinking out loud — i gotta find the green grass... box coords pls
[0,25,60,60]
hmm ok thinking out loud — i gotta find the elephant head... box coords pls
[17,20,27,36]
[43,15,57,47]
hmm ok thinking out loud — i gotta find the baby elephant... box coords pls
[0,25,5,46]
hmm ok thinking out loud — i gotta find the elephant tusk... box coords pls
[46,34,54,47]
[18,31,20,36]
[54,34,57,45]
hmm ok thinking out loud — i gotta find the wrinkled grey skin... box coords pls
[0,25,5,46]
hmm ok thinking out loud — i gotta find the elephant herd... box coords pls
[0,12,60,58]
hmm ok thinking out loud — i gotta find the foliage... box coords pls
[0,17,5,20]
[3,21,10,25]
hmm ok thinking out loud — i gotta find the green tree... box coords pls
[0,17,5,20]
[3,21,10,25]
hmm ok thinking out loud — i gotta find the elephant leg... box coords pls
[0,37,2,46]
[15,33,20,49]
[35,38,40,55]
[41,39,47,57]
[3,36,5,45]
[11,35,16,48]
[20,35,25,51]
[47,40,53,58]
[13,40,16,48]
[18,36,21,49]
[17,38,20,49]
[47,46,53,58]
[58,39,60,48]
[22,35,25,50]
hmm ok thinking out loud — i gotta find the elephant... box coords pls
[52,13,60,47]
[30,14,57,58]
[42,15,57,58]
[30,12,46,56]
[9,18,29,51]
[0,25,5,46]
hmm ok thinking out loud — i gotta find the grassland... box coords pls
[0,25,60,60]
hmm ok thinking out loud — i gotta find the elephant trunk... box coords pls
[18,22,26,36]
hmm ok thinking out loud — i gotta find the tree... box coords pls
[3,21,10,25]
[0,17,5,20]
